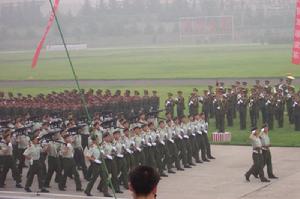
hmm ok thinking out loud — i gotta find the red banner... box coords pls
[292,0,300,64]
[32,0,60,68]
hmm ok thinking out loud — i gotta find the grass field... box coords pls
[1,44,300,147]
[0,44,297,80]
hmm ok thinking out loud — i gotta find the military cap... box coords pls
[265,80,270,84]
[134,90,140,95]
[2,129,11,139]
[103,132,110,138]
[144,90,149,95]
[251,127,257,134]
[62,133,71,139]
[193,88,198,92]
[152,90,157,94]
[235,81,241,85]
[167,92,173,97]
[177,90,183,94]
[90,134,98,141]
[286,73,295,80]
[112,129,121,134]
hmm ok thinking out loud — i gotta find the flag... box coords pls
[292,0,300,64]
[32,0,60,68]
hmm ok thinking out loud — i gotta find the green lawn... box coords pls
[0,44,297,80]
[1,85,300,147]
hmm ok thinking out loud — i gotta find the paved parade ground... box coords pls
[0,145,300,199]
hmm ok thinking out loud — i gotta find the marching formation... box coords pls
[164,75,298,132]
[0,108,215,197]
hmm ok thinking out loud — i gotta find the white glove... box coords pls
[94,159,102,164]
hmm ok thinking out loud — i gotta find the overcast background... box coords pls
[0,0,296,50]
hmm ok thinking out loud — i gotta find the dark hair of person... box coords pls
[129,166,160,197]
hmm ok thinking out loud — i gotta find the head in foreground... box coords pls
[129,166,160,199]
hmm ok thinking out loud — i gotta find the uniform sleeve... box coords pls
[23,147,31,156]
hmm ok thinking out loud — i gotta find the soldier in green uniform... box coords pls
[113,129,129,190]
[237,91,247,130]
[181,116,195,167]
[44,130,63,188]
[260,124,278,179]
[122,128,135,171]
[84,134,112,197]
[16,129,30,175]
[23,133,49,192]
[59,133,83,191]
[132,126,146,166]
[188,89,199,116]
[274,92,285,128]
[175,91,185,118]
[0,130,23,188]
[153,121,168,177]
[173,117,189,168]
[101,132,123,193]
[166,119,183,171]
[165,93,175,118]
[244,127,270,183]
[142,124,157,169]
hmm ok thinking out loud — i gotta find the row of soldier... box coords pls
[164,77,300,132]
[0,111,215,197]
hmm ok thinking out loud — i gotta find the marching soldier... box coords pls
[112,129,129,190]
[0,130,22,188]
[84,134,112,197]
[44,130,62,188]
[237,92,247,130]
[101,132,123,193]
[166,119,183,171]
[260,124,278,179]
[23,133,49,192]
[59,133,83,192]
[245,127,270,183]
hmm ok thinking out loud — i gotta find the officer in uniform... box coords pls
[260,125,278,179]
[245,127,270,183]
[175,91,185,118]
[0,130,22,188]
[113,129,129,190]
[84,134,112,197]
[44,130,62,188]
[101,132,123,193]
[132,126,146,166]
[16,129,30,175]
[59,133,83,191]
[23,133,49,192]
[165,93,175,118]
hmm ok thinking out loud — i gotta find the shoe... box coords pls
[203,159,210,162]
[184,165,192,168]
[261,178,270,182]
[160,172,168,177]
[245,174,250,182]
[104,193,113,197]
[116,190,123,194]
[196,160,203,163]
[59,188,66,191]
[40,188,49,193]
[168,169,176,174]
[84,191,92,196]
[190,163,196,166]
[208,156,215,159]
[252,173,259,178]
[177,168,184,171]
[16,183,23,188]
[123,185,129,190]
[76,188,84,192]
[24,187,32,192]
[269,175,278,179]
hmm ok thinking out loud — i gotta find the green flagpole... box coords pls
[48,0,117,198]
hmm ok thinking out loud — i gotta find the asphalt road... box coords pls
[1,145,300,199]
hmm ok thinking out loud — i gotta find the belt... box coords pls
[262,146,269,151]
[253,148,261,154]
